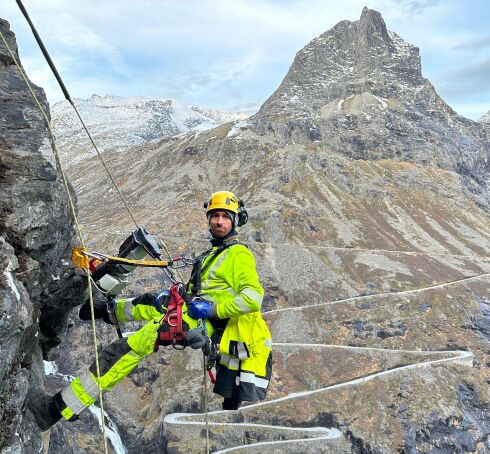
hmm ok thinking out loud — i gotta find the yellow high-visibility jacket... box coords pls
[192,242,272,402]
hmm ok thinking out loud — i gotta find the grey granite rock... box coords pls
[0,18,83,453]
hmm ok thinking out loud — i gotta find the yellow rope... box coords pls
[0,29,110,454]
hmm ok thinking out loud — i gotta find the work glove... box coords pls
[79,295,117,325]
[155,289,171,313]
[187,298,216,320]
[132,291,169,313]
[186,327,211,355]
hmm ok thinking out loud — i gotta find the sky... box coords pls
[2,0,490,120]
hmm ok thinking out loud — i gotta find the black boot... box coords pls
[27,391,63,431]
[222,395,242,410]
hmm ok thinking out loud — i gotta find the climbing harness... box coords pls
[154,282,188,350]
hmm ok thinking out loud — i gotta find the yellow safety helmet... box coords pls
[204,191,239,214]
[204,191,248,227]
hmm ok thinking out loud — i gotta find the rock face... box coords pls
[252,7,490,198]
[0,18,83,453]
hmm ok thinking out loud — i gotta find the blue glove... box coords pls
[154,289,170,313]
[187,299,214,319]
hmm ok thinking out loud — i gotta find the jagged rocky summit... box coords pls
[0,18,84,453]
[251,7,490,197]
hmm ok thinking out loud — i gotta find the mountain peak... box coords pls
[255,8,422,119]
[358,7,391,48]
[250,8,488,189]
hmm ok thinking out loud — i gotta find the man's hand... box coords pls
[187,299,216,319]
[131,291,169,313]
[79,296,116,325]
[186,327,211,355]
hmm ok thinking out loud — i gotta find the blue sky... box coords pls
[2,0,490,120]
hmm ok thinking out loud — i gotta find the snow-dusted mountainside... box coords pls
[51,95,247,165]
[252,8,489,194]
[480,110,490,124]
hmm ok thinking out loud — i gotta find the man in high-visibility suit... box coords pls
[28,191,272,430]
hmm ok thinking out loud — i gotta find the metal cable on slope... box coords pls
[153,232,490,261]
[265,272,490,315]
[0,27,110,454]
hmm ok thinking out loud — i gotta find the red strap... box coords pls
[168,284,185,343]
[154,283,187,351]
[207,369,216,384]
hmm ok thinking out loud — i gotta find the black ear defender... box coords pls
[237,200,248,227]
[203,202,208,209]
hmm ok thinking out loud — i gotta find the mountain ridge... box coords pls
[50,94,247,166]
[249,7,490,200]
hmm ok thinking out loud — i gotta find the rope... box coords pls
[157,238,185,283]
[0,29,110,454]
[83,250,170,268]
[70,103,140,230]
[203,353,210,454]
[14,0,139,231]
